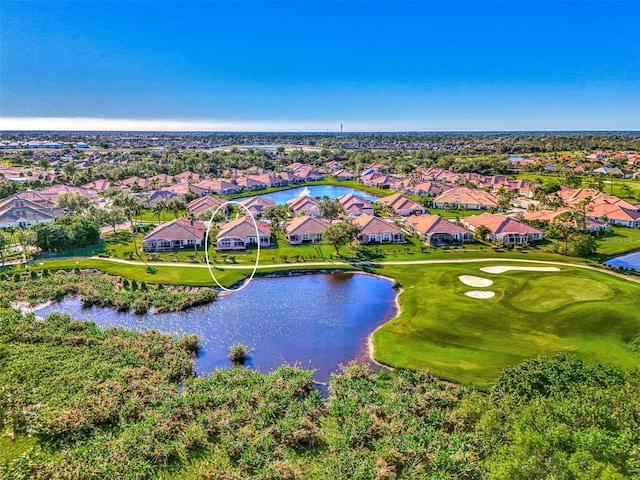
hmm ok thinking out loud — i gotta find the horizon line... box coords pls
[1,117,638,134]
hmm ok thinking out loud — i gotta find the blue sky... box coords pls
[1,1,639,131]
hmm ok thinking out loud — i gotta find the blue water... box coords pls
[259,185,378,204]
[508,156,523,161]
[605,252,640,270]
[37,273,397,381]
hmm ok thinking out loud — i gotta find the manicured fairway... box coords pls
[373,262,640,389]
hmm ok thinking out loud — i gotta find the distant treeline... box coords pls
[2,131,640,153]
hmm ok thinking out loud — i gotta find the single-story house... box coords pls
[162,182,209,197]
[406,214,474,246]
[404,181,451,197]
[146,190,177,205]
[522,208,609,234]
[376,193,425,216]
[285,216,330,244]
[82,179,111,192]
[142,218,206,252]
[0,194,64,228]
[287,195,321,217]
[249,174,288,188]
[238,196,277,217]
[235,177,267,191]
[175,171,201,183]
[216,216,272,250]
[279,172,304,184]
[431,187,499,210]
[462,213,543,245]
[194,179,242,195]
[188,195,228,217]
[352,214,405,244]
[337,193,374,216]
[587,203,640,228]
[333,169,355,180]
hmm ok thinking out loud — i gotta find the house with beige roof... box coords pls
[82,179,111,192]
[148,174,174,187]
[352,214,405,244]
[162,182,209,197]
[121,176,150,190]
[142,218,206,252]
[249,174,288,188]
[406,214,474,246]
[332,169,354,180]
[175,171,201,183]
[188,196,228,217]
[432,187,499,210]
[194,179,242,195]
[235,177,266,191]
[462,213,543,245]
[404,181,452,197]
[238,196,277,217]
[0,192,64,228]
[287,195,321,217]
[337,193,374,216]
[216,216,272,250]
[376,193,425,216]
[279,172,304,184]
[521,208,608,234]
[285,216,330,244]
[587,202,640,228]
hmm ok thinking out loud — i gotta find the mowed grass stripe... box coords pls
[373,263,640,389]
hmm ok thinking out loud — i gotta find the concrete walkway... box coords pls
[86,256,640,284]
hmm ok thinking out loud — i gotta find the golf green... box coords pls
[372,263,640,390]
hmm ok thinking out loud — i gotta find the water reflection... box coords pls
[38,273,397,382]
[258,185,379,204]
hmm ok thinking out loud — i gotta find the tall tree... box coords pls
[318,197,345,220]
[323,221,359,256]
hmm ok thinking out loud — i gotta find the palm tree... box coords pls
[151,202,164,223]
[185,211,198,254]
[113,193,145,259]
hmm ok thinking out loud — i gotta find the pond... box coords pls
[605,252,640,270]
[37,273,398,382]
[258,185,379,204]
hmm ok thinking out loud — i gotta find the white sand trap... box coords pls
[458,275,493,287]
[480,266,560,274]
[465,290,496,299]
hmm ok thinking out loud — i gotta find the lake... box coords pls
[37,273,398,382]
[605,252,640,270]
[258,185,379,204]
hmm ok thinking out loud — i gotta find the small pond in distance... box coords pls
[257,185,379,204]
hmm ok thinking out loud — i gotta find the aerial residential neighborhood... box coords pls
[3,0,640,476]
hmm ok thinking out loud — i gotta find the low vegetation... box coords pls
[0,309,637,479]
[0,269,217,314]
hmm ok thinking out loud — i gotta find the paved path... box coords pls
[86,256,640,284]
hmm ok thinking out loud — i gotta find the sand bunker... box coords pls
[465,291,496,299]
[458,275,493,287]
[480,266,560,274]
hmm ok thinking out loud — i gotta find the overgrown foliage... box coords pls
[1,307,638,479]
[0,270,217,314]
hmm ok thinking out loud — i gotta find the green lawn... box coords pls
[372,262,640,390]
[594,227,640,257]
[515,172,640,201]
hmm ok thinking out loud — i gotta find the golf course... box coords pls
[373,262,640,389]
